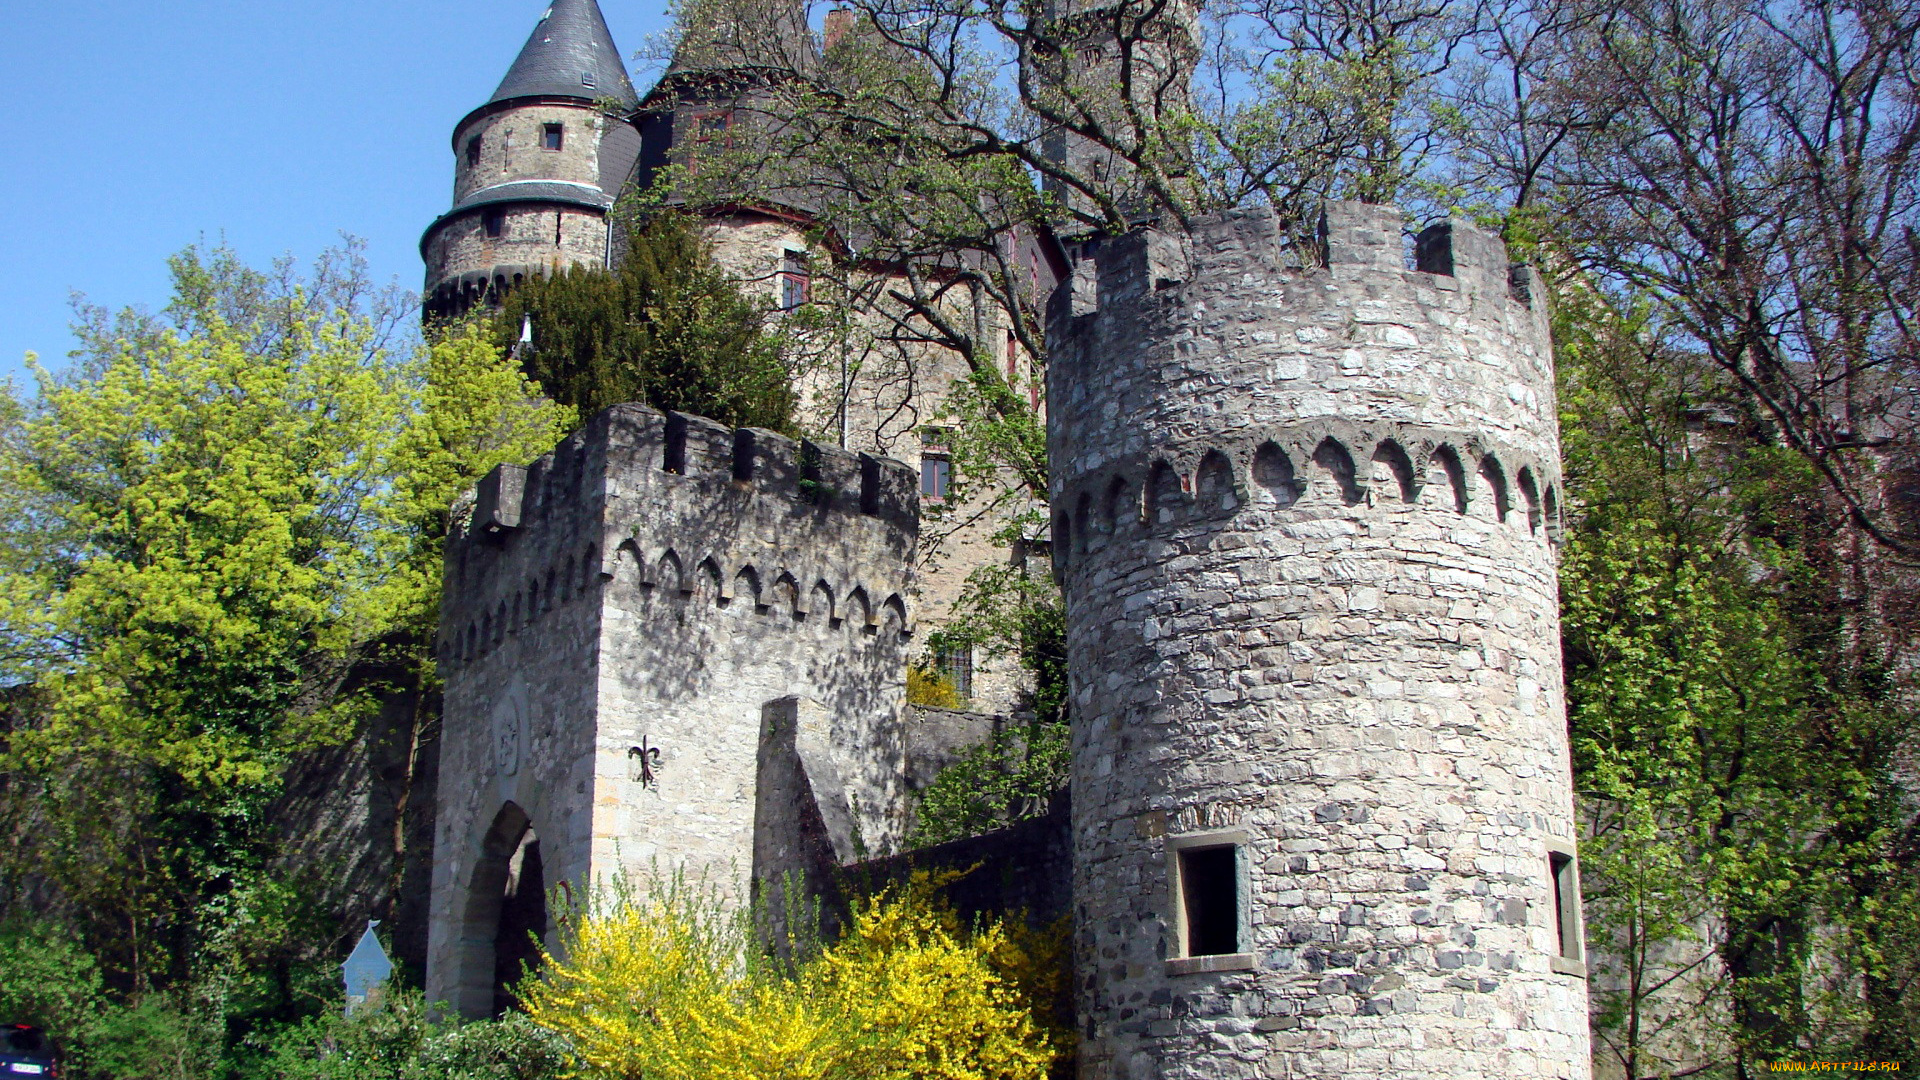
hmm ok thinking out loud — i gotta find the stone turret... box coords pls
[421,0,642,318]
[425,404,918,1018]
[628,0,824,302]
[1048,203,1590,1077]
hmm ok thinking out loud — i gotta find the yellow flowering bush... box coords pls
[518,873,1064,1080]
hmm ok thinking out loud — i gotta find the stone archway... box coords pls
[452,802,548,1018]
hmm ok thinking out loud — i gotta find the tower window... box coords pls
[1548,839,1586,976]
[778,250,810,310]
[466,135,483,167]
[483,209,506,239]
[543,123,564,151]
[1166,830,1253,972]
[1179,846,1238,955]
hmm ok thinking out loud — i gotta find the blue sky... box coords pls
[0,0,673,384]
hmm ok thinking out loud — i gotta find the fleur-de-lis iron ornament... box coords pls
[628,739,662,789]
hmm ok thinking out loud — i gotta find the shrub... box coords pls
[255,987,565,1080]
[906,665,966,709]
[518,872,1064,1080]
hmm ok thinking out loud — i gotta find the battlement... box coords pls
[1058,201,1542,320]
[455,403,918,549]
[440,403,919,674]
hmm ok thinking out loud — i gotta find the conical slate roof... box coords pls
[490,0,638,107]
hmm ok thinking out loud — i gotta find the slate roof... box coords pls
[454,180,616,213]
[491,0,638,107]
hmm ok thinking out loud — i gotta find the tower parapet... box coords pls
[427,403,917,1019]
[1048,202,1589,1078]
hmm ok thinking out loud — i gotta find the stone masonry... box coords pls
[1048,202,1590,1078]
[425,403,918,1018]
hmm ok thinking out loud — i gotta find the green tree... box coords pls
[1556,282,1920,1072]
[492,211,795,430]
[0,242,571,1021]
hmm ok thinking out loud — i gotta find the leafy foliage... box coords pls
[258,987,565,1080]
[492,211,795,430]
[518,871,1065,1080]
[1555,279,1920,1070]
[907,665,967,709]
[908,721,1068,848]
[0,242,573,1070]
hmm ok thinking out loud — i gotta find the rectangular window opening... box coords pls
[1178,845,1240,957]
[663,415,688,475]
[779,249,810,310]
[466,135,483,168]
[920,456,951,500]
[1550,849,1583,966]
[935,645,973,700]
[543,123,564,152]
[483,208,506,239]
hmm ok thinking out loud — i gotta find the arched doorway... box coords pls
[453,802,549,1018]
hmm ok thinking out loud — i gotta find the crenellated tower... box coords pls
[421,0,642,318]
[425,404,919,1018]
[1048,203,1591,1078]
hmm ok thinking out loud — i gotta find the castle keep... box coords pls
[421,2,1591,1074]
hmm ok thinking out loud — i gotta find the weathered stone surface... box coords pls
[425,403,918,1018]
[1049,203,1590,1079]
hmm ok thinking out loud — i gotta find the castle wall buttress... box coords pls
[1049,203,1590,1078]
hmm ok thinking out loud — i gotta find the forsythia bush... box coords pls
[518,874,1064,1080]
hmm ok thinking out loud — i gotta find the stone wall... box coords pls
[421,205,609,301]
[1048,202,1590,1078]
[426,403,919,1017]
[841,791,1073,929]
[451,103,611,204]
[700,211,1043,714]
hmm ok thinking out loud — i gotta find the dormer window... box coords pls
[466,136,483,168]
[543,123,564,152]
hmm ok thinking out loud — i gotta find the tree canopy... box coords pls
[490,211,796,431]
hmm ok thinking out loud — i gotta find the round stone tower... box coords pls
[421,0,641,318]
[1047,202,1590,1078]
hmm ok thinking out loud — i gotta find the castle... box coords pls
[421,2,1594,1075]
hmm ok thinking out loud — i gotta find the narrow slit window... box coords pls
[1178,845,1240,956]
[1549,844,1585,972]
[543,123,564,151]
